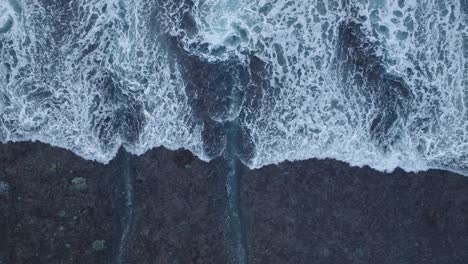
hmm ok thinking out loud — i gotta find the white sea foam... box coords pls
[0,0,467,175]
[173,0,257,62]
[0,1,16,33]
[239,0,467,175]
[0,0,205,163]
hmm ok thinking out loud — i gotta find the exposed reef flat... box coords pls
[0,142,228,264]
[0,142,467,264]
[243,159,468,264]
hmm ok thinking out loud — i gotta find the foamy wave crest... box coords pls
[239,0,468,174]
[0,0,205,163]
[0,0,467,175]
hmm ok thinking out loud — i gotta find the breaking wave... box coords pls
[1,0,467,175]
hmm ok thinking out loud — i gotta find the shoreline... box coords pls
[1,141,467,263]
[2,139,465,178]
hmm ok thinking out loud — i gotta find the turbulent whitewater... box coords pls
[1,0,467,175]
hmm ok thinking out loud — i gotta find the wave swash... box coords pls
[1,0,467,175]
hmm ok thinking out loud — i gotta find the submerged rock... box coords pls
[0,181,9,196]
[71,177,87,191]
[92,240,106,252]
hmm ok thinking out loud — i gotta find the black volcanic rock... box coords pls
[1,142,468,264]
[0,143,230,264]
[0,142,118,264]
[124,148,228,264]
[241,159,468,264]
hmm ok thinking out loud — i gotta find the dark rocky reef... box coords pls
[243,159,468,264]
[0,142,228,264]
[0,141,467,264]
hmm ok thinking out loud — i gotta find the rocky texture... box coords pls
[242,159,468,264]
[1,141,468,264]
[0,142,229,264]
[125,149,228,264]
[0,142,118,264]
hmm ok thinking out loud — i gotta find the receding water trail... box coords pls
[112,148,134,264]
[225,120,247,264]
[222,67,248,264]
[114,149,134,264]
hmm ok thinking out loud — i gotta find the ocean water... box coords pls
[1,0,467,175]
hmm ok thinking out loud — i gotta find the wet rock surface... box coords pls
[0,143,229,264]
[0,142,117,264]
[1,142,468,264]
[242,159,468,264]
[125,149,228,264]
